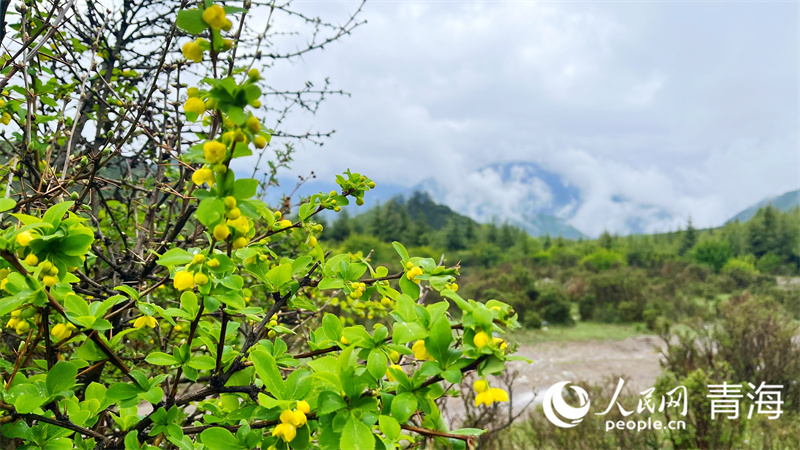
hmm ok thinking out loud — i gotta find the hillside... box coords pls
[728,189,799,223]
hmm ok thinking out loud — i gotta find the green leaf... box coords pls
[107,383,145,400]
[367,350,388,380]
[390,393,417,423]
[391,242,409,262]
[399,276,420,299]
[186,355,216,370]
[176,9,208,34]
[425,316,452,362]
[0,197,16,212]
[340,415,375,450]
[379,415,401,441]
[250,350,285,398]
[233,179,258,199]
[200,428,246,450]
[46,361,77,395]
[42,201,73,228]
[11,384,44,414]
[145,352,180,366]
[157,248,194,267]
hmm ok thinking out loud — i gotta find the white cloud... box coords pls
[256,1,798,236]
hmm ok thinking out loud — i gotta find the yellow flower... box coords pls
[207,258,220,268]
[227,217,251,234]
[213,223,230,241]
[272,422,296,442]
[253,136,267,149]
[296,400,310,415]
[16,231,32,247]
[473,331,490,348]
[51,323,72,341]
[340,335,350,345]
[42,275,57,287]
[133,315,157,329]
[6,317,19,329]
[1,112,11,125]
[473,379,489,393]
[184,97,205,115]
[493,337,507,350]
[474,387,509,407]
[15,320,30,334]
[277,219,292,228]
[173,270,195,291]
[181,40,203,62]
[192,168,215,186]
[412,340,433,361]
[386,364,403,382]
[24,254,38,266]
[203,141,227,164]
[246,116,260,133]
[192,253,205,264]
[405,266,423,283]
[202,4,227,30]
[290,410,307,427]
[0,278,8,292]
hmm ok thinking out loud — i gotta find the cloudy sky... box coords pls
[245,0,799,236]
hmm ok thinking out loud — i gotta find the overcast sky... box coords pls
[245,0,799,235]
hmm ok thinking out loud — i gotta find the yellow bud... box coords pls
[296,400,310,414]
[181,41,203,63]
[226,207,241,220]
[16,231,32,247]
[231,237,247,249]
[248,68,260,80]
[15,320,30,334]
[194,272,209,286]
[268,330,277,338]
[278,220,292,228]
[474,379,489,393]
[246,116,260,133]
[42,275,57,287]
[213,223,230,241]
[308,236,317,247]
[389,350,400,363]
[24,254,38,266]
[183,97,205,115]
[473,331,490,348]
[187,87,200,98]
[192,254,206,264]
[224,196,237,209]
[253,135,267,149]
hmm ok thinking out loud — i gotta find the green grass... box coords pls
[509,321,653,345]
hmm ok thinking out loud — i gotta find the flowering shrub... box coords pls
[0,2,522,450]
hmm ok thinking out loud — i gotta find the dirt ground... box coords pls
[506,335,666,408]
[444,334,667,422]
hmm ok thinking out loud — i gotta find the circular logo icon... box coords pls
[542,381,591,428]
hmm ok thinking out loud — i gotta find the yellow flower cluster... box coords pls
[473,379,509,407]
[202,4,228,30]
[405,262,423,284]
[272,406,308,442]
[6,310,32,335]
[412,340,433,361]
[348,282,366,299]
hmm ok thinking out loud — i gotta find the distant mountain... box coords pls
[727,189,800,223]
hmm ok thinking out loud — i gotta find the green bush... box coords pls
[579,248,626,271]
[523,311,543,329]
